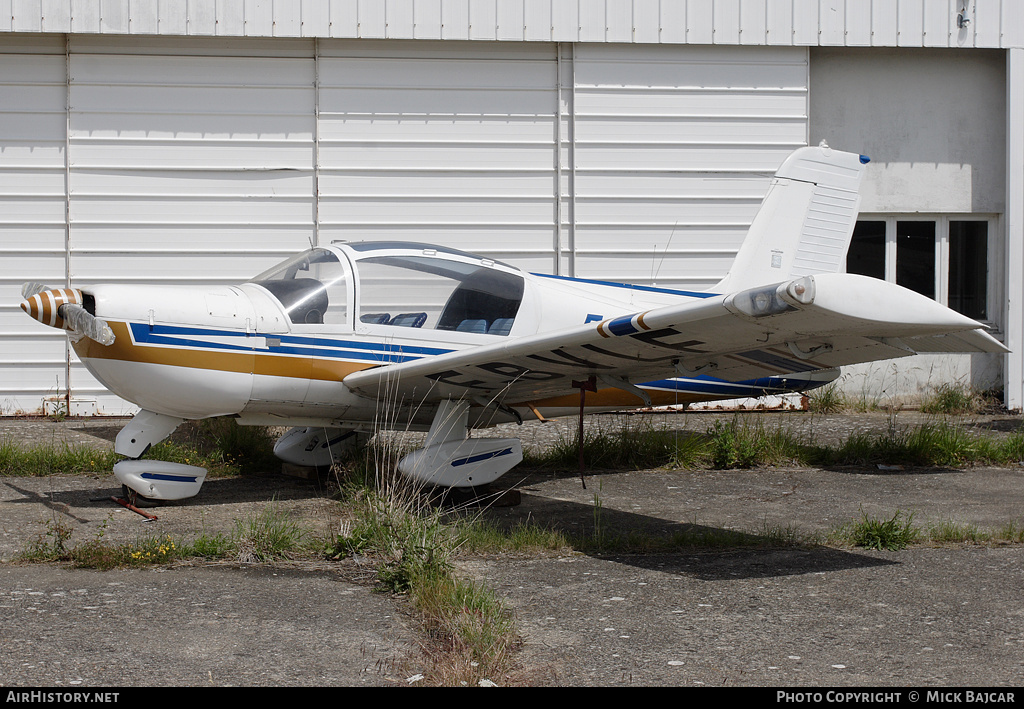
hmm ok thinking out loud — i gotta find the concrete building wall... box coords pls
[810,47,1006,215]
[809,46,1008,403]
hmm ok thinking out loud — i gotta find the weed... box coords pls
[704,418,802,469]
[806,382,846,414]
[920,383,983,415]
[523,417,684,471]
[412,572,520,685]
[996,521,1024,544]
[847,510,919,551]
[0,438,119,476]
[152,417,278,477]
[926,520,989,544]
[453,518,571,555]
[707,419,760,468]
[23,516,74,561]
[326,449,521,685]
[232,503,305,563]
[805,420,1012,468]
[188,532,234,558]
[197,417,278,471]
[0,417,275,480]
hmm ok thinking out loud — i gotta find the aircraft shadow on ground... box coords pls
[0,472,329,520]
[1,478,99,524]
[479,489,896,582]
[4,468,893,581]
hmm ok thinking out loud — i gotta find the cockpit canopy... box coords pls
[248,243,524,336]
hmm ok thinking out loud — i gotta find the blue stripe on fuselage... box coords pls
[127,323,453,364]
[123,324,824,397]
[531,272,718,299]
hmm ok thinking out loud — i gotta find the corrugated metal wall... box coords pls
[1,1,1020,49]
[0,36,68,414]
[0,33,807,414]
[317,40,561,275]
[63,37,319,412]
[570,43,807,287]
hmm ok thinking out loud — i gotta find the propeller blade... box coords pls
[21,282,50,299]
[58,303,116,346]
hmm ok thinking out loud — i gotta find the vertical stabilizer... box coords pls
[714,143,870,293]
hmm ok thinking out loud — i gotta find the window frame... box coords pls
[848,214,1001,332]
[247,247,356,332]
[340,243,526,340]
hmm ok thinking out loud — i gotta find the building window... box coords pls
[847,221,885,281]
[846,216,991,323]
[949,221,989,321]
[896,221,936,300]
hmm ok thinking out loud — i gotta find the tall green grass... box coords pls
[0,417,277,478]
[523,416,1024,471]
[326,485,522,685]
[0,438,119,475]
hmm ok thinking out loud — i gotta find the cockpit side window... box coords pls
[435,270,523,333]
[249,248,348,326]
[357,255,523,335]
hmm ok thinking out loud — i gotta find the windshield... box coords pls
[249,248,349,326]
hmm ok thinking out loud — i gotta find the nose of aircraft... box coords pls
[21,283,116,346]
[19,285,82,330]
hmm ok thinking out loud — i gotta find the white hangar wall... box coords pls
[0,34,812,414]
[0,35,321,414]
[1,0,1021,49]
[0,1,1019,414]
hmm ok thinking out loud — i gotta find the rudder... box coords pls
[714,142,870,293]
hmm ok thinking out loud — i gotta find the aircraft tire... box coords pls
[121,484,162,509]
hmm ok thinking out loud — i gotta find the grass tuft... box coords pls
[232,502,305,563]
[20,515,238,570]
[920,383,989,416]
[805,382,847,414]
[325,473,522,685]
[846,510,920,551]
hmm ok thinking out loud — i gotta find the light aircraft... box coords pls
[20,144,1008,505]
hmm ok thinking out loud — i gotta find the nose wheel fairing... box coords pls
[114,459,208,502]
[113,410,208,503]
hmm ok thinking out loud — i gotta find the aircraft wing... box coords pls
[341,273,1006,406]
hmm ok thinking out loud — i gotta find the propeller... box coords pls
[20,284,116,346]
[58,302,116,346]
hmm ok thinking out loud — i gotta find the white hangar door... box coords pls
[0,38,70,415]
[569,44,809,291]
[63,38,317,415]
[316,41,561,276]
[316,42,809,292]
[0,38,807,416]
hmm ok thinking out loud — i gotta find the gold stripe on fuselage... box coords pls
[72,321,376,381]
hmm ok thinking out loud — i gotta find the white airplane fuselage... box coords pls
[69,242,831,430]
